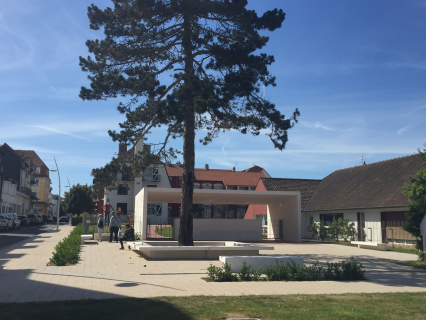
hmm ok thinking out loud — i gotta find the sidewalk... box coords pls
[1,228,426,303]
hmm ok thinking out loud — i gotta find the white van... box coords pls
[5,213,20,229]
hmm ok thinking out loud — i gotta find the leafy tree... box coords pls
[80,0,299,245]
[310,220,327,242]
[63,184,96,217]
[403,147,426,255]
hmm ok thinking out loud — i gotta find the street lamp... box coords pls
[51,156,60,231]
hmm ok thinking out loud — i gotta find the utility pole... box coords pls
[51,157,60,231]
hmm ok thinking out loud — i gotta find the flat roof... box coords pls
[144,188,299,205]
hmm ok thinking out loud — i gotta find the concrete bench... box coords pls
[81,235,93,244]
[351,241,387,251]
[219,255,304,273]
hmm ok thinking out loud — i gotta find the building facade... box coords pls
[166,164,269,218]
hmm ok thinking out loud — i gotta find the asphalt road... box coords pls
[0,223,66,250]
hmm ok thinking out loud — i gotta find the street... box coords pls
[0,223,67,250]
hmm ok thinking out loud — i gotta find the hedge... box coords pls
[50,223,82,266]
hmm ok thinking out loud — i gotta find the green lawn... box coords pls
[397,261,426,271]
[155,226,173,237]
[2,293,426,320]
[387,247,417,255]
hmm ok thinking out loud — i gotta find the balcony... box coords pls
[19,186,32,196]
[143,174,160,182]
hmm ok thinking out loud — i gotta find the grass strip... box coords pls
[155,226,173,237]
[2,293,426,320]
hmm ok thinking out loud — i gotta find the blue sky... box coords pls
[1,0,425,196]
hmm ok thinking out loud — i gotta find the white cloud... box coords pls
[301,121,334,131]
[397,126,411,135]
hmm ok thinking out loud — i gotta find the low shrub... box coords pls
[71,215,82,226]
[207,257,365,282]
[50,224,83,266]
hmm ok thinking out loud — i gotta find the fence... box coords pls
[146,217,174,239]
[302,221,418,249]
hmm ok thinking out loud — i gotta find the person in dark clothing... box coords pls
[119,224,135,250]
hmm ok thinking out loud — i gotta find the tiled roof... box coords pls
[261,178,321,210]
[304,154,425,211]
[166,164,266,186]
[14,150,47,169]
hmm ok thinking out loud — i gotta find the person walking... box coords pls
[97,214,105,242]
[109,211,121,243]
[119,224,135,250]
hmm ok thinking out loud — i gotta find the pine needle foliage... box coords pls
[79,0,299,245]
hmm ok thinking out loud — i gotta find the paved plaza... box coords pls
[1,225,426,303]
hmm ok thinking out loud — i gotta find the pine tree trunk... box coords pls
[178,11,194,246]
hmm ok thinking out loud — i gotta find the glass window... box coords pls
[213,205,222,218]
[193,183,200,189]
[320,213,343,226]
[238,186,247,191]
[202,183,212,189]
[35,167,40,174]
[117,185,128,195]
[249,186,255,191]
[227,210,234,219]
[214,184,223,190]
[237,207,246,219]
[203,204,211,218]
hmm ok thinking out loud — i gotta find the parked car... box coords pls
[5,213,20,229]
[27,214,39,225]
[0,214,13,231]
[36,215,43,224]
[18,215,30,227]
[59,216,69,223]
[52,216,57,223]
[42,215,53,223]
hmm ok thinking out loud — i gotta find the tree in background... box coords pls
[80,0,299,245]
[403,146,426,258]
[63,184,96,217]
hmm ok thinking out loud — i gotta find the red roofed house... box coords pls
[166,163,269,218]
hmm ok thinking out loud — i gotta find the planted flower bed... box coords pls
[207,257,365,282]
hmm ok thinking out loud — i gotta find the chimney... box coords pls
[232,167,235,172]
[119,143,127,155]
[204,164,209,171]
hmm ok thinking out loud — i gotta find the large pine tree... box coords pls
[80,0,299,246]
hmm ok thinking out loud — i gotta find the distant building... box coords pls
[15,150,53,216]
[166,163,269,218]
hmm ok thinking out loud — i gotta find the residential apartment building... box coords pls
[15,150,53,216]
[0,143,37,215]
[166,164,269,218]
[103,141,171,220]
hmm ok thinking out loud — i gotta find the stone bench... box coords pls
[81,235,93,244]
[351,241,387,251]
[219,255,304,273]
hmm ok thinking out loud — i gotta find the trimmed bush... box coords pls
[207,257,365,282]
[50,224,83,266]
[71,215,82,226]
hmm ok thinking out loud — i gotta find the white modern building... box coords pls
[103,140,171,220]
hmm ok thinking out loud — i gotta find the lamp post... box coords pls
[51,157,60,231]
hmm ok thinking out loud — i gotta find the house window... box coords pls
[237,207,246,219]
[117,185,128,195]
[193,183,200,189]
[179,177,182,187]
[226,185,234,190]
[214,184,223,190]
[249,186,255,191]
[227,210,234,219]
[147,185,157,188]
[202,183,212,189]
[147,203,162,216]
[203,204,211,218]
[213,205,222,218]
[320,213,343,226]
[238,186,247,191]
[35,167,40,174]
